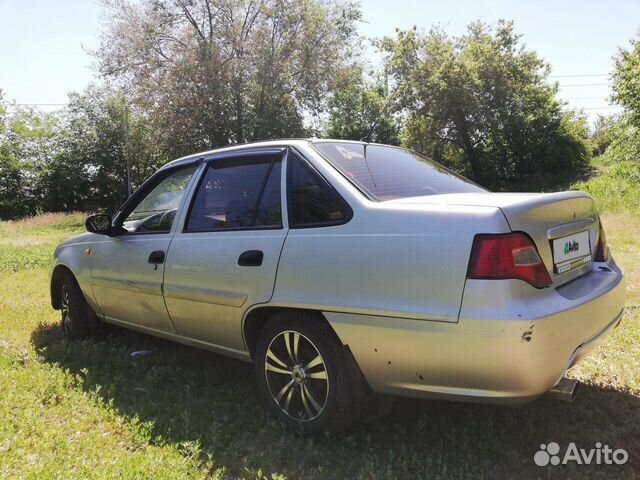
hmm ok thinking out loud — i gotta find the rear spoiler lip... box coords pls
[546,218,597,239]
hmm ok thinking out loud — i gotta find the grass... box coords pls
[0,212,86,273]
[1,194,639,478]
[569,212,640,393]
[572,156,640,213]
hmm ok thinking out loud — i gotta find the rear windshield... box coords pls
[311,142,486,201]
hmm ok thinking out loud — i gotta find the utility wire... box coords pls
[562,105,621,111]
[565,96,610,100]
[8,103,67,106]
[581,106,621,111]
[557,83,610,87]
[550,73,609,78]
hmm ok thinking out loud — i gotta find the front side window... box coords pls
[312,142,486,201]
[288,156,349,227]
[185,156,282,231]
[122,165,197,233]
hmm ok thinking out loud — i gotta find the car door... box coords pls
[163,148,287,352]
[90,164,199,333]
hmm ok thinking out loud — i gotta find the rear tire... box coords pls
[59,272,100,339]
[254,312,354,434]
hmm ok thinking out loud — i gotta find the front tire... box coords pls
[59,272,100,339]
[255,312,354,434]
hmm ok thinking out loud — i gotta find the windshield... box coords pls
[312,142,487,201]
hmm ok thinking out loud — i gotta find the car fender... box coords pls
[51,233,103,315]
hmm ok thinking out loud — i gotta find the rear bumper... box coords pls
[325,257,625,405]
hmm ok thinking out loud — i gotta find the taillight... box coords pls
[467,233,552,288]
[594,219,608,262]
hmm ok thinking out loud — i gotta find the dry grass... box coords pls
[5,211,86,229]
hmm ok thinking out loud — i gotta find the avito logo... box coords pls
[534,442,628,466]
[564,240,579,255]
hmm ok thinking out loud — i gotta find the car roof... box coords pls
[161,138,376,169]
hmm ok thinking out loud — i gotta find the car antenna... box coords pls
[361,142,377,188]
[359,74,403,144]
[358,74,405,189]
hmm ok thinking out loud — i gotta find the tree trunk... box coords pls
[234,80,244,143]
[454,111,481,180]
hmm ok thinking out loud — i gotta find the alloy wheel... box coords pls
[61,284,72,334]
[264,330,329,422]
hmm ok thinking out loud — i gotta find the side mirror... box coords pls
[85,214,113,235]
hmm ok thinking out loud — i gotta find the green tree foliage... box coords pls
[612,37,640,128]
[0,86,169,220]
[0,92,26,219]
[380,21,591,188]
[607,36,640,165]
[602,117,640,165]
[48,85,170,213]
[325,69,400,144]
[577,34,640,211]
[96,0,362,156]
[591,114,616,157]
[573,116,640,211]
[1,16,627,220]
[0,92,61,219]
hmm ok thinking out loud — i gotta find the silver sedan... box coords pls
[50,140,625,433]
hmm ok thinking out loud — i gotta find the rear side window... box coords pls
[288,156,350,227]
[254,161,282,226]
[312,142,486,201]
[185,157,282,231]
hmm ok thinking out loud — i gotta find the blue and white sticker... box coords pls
[552,230,591,273]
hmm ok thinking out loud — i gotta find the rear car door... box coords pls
[163,149,287,352]
[91,164,199,332]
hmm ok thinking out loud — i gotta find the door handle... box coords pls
[238,250,263,267]
[148,250,165,265]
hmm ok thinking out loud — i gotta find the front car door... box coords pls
[163,148,287,353]
[90,163,199,333]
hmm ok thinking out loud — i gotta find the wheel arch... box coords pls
[50,264,75,310]
[243,306,339,360]
[245,304,388,427]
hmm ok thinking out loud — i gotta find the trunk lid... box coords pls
[388,191,599,286]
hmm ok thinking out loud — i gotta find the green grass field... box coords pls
[1,193,639,478]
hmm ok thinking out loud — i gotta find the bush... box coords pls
[572,116,640,212]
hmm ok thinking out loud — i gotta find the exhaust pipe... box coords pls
[546,377,580,402]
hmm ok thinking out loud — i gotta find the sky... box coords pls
[1,0,639,123]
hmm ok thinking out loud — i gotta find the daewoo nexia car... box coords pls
[51,140,625,432]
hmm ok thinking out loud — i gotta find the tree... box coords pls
[612,37,640,127]
[324,68,400,144]
[0,92,26,220]
[591,114,616,157]
[10,108,61,212]
[0,92,61,219]
[95,0,362,156]
[49,85,169,213]
[0,83,180,220]
[608,36,640,165]
[380,21,590,188]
